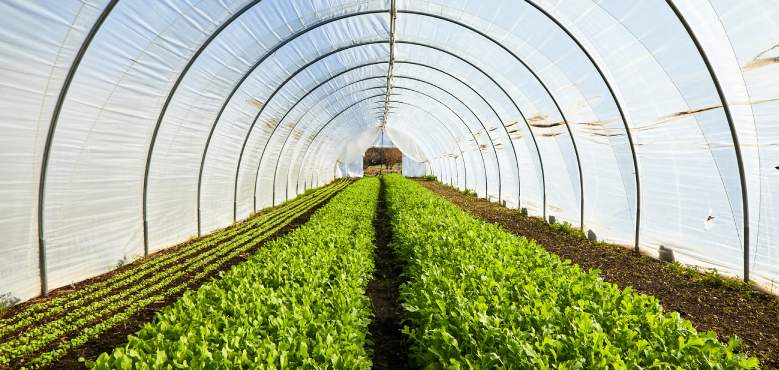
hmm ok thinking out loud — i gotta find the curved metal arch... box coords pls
[228,41,388,223]
[287,96,424,190]
[273,85,468,198]
[291,73,489,193]
[386,86,472,189]
[397,42,524,205]
[402,43,576,224]
[271,85,472,202]
[295,70,497,192]
[417,2,639,247]
[395,11,576,220]
[138,4,616,255]
[253,74,381,208]
[382,99,465,187]
[414,32,584,223]
[298,107,382,189]
[182,10,388,236]
[233,40,394,222]
[664,0,750,280]
[250,62,388,210]
[253,62,495,208]
[235,40,505,213]
[33,3,638,297]
[258,67,505,204]
[197,10,583,235]
[302,97,469,189]
[36,0,119,295]
[190,7,568,238]
[292,94,388,185]
[521,1,642,253]
[382,99,466,184]
[230,39,535,222]
[301,98,442,187]
[295,96,461,191]
[393,72,495,194]
[146,5,620,246]
[140,0,264,253]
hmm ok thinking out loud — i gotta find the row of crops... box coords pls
[89,177,381,368]
[383,175,757,369]
[3,176,757,368]
[0,179,350,369]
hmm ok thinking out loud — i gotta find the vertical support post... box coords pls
[143,220,149,255]
[37,238,47,295]
[196,209,201,237]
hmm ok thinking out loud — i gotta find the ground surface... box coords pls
[53,200,332,369]
[418,179,779,369]
[0,182,348,370]
[364,164,401,176]
[367,177,414,370]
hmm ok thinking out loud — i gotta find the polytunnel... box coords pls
[0,0,778,367]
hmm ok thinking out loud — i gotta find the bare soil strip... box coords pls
[368,177,413,370]
[418,179,779,369]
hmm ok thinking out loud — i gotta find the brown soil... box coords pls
[367,177,414,370]
[19,187,345,370]
[418,180,779,369]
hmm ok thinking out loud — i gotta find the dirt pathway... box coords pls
[368,177,413,370]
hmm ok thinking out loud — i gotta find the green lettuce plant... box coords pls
[384,174,758,370]
[87,178,379,369]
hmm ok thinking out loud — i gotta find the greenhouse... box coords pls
[0,0,778,368]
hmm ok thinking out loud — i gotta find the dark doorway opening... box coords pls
[363,147,402,176]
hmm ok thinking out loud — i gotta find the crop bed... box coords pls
[2,175,764,369]
[385,175,757,369]
[88,177,380,369]
[418,178,779,368]
[0,179,350,369]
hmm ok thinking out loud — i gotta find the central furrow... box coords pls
[367,176,412,370]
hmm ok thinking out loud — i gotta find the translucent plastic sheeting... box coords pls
[299,96,471,189]
[0,0,110,303]
[530,0,749,279]
[261,76,390,200]
[255,69,391,208]
[261,63,486,201]
[260,69,484,199]
[261,78,388,206]
[385,104,468,190]
[203,13,389,233]
[392,62,503,200]
[336,155,365,179]
[297,104,383,188]
[393,44,519,205]
[706,0,779,290]
[402,154,429,177]
[390,77,502,197]
[400,0,776,289]
[2,0,779,303]
[148,1,388,250]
